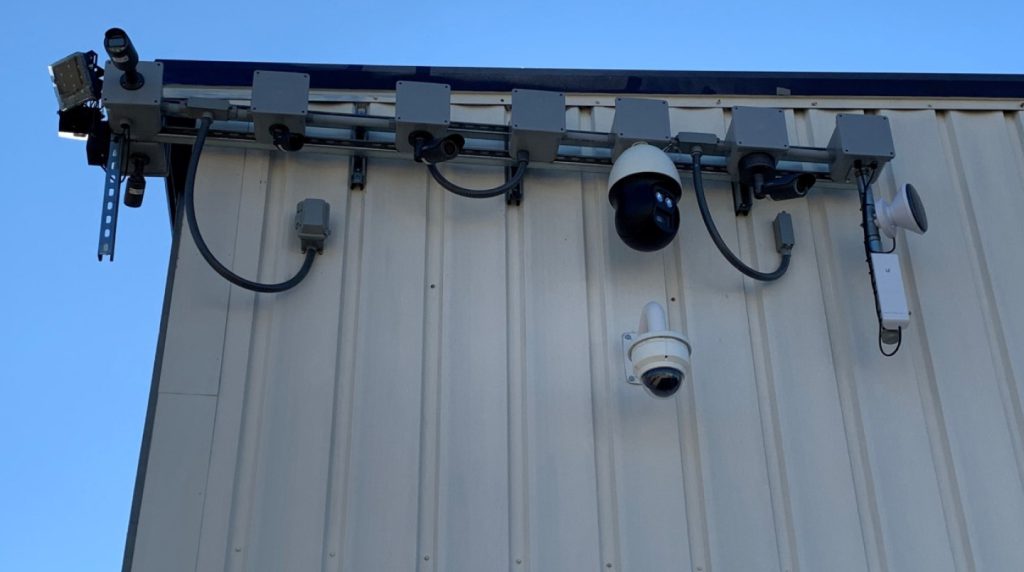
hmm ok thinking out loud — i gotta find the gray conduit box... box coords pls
[611,98,671,159]
[102,61,164,139]
[251,70,310,145]
[394,81,451,154]
[828,114,896,182]
[509,89,565,162]
[725,106,790,178]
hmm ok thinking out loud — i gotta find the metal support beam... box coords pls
[98,135,124,261]
[349,104,368,191]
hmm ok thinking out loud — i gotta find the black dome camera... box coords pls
[608,143,684,252]
[642,366,684,398]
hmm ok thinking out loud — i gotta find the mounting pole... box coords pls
[97,134,124,261]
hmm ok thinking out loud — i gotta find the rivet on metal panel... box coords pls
[624,334,632,340]
[424,555,430,561]
[516,559,522,565]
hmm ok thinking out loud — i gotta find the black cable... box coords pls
[426,153,529,199]
[118,124,132,185]
[690,152,791,282]
[184,116,317,293]
[882,234,897,254]
[879,327,902,357]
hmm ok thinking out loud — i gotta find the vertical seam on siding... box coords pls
[800,110,888,572]
[806,194,888,572]
[415,177,445,571]
[322,172,364,572]
[224,152,281,572]
[906,110,978,572]
[506,183,530,572]
[194,148,258,572]
[943,109,1024,523]
[740,222,800,572]
[665,212,710,572]
[580,155,623,570]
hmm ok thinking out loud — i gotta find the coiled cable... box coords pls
[184,116,317,293]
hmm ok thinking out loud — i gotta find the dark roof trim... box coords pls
[159,60,1024,99]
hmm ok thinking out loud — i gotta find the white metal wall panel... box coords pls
[130,99,1024,572]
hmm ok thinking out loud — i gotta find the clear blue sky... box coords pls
[2,1,1022,570]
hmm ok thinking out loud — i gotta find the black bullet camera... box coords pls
[410,131,465,164]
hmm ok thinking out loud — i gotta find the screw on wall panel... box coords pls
[628,376,636,382]
[516,558,522,565]
[424,555,430,561]
[607,563,613,568]
[624,334,632,340]
[329,552,336,558]
[234,547,241,552]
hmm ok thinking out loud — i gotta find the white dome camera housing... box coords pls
[622,302,691,398]
[608,143,684,252]
[876,183,928,238]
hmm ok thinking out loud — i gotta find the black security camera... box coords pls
[758,172,816,201]
[104,28,143,90]
[410,131,464,164]
[607,143,683,252]
[270,124,305,152]
[641,367,684,398]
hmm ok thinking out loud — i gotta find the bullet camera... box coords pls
[269,124,305,152]
[623,302,691,398]
[608,143,683,252]
[758,172,816,201]
[124,154,149,208]
[876,183,928,238]
[103,28,142,90]
[410,131,465,164]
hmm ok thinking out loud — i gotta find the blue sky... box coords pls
[2,1,1023,570]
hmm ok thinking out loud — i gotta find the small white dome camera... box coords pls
[608,143,684,252]
[622,302,691,398]
[876,183,928,238]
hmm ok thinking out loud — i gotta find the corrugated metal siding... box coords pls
[129,101,1024,572]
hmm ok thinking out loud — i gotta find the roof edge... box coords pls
[157,60,1024,99]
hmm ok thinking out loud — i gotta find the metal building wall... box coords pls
[128,97,1024,572]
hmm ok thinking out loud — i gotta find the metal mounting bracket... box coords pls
[622,332,641,385]
[505,163,524,205]
[98,135,124,261]
[349,104,368,190]
[733,181,752,216]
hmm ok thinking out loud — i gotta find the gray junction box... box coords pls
[509,89,566,162]
[611,97,671,159]
[725,106,790,177]
[828,113,897,182]
[394,81,452,154]
[102,61,164,140]
[251,71,310,145]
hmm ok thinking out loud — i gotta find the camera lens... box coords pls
[641,367,683,398]
[904,183,928,233]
